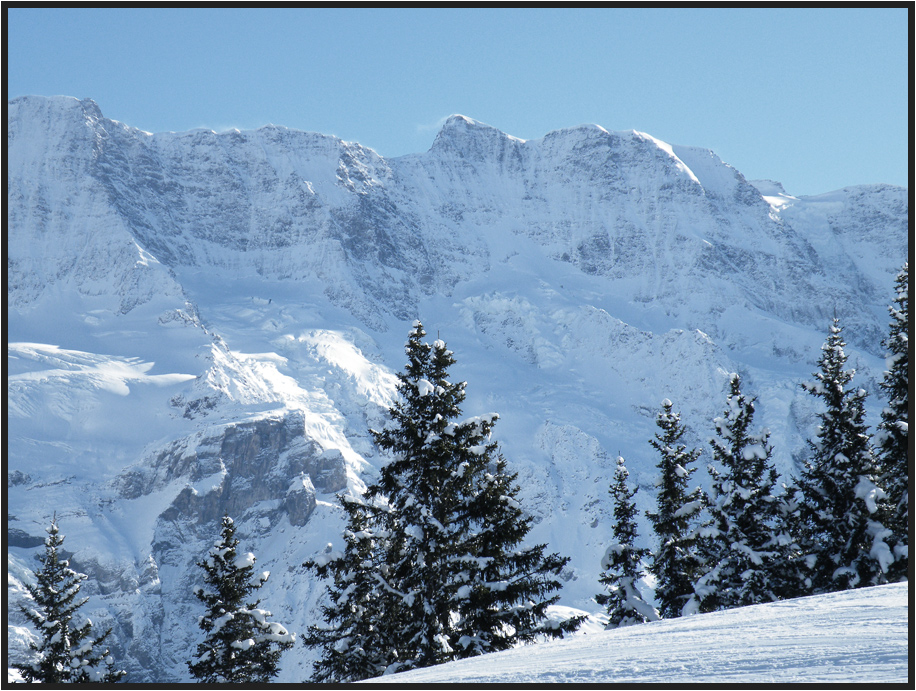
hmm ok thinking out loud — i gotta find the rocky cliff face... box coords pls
[7,96,907,682]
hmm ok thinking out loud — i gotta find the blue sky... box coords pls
[6,7,909,196]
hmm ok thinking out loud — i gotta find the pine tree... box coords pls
[772,482,808,600]
[368,321,584,665]
[187,515,294,683]
[796,318,891,593]
[304,321,581,681]
[646,399,705,618]
[301,498,402,682]
[597,456,659,628]
[874,263,908,582]
[690,374,796,612]
[14,519,125,683]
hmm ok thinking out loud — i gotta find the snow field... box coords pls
[384,582,908,684]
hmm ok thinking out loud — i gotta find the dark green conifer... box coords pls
[691,374,797,612]
[597,456,658,627]
[15,519,125,683]
[304,321,581,681]
[645,400,705,619]
[796,318,890,593]
[188,515,294,683]
[874,263,908,582]
[302,499,401,682]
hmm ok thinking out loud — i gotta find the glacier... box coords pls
[6,95,908,682]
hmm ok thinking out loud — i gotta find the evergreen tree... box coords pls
[302,499,401,683]
[371,322,584,664]
[646,399,705,618]
[597,456,659,628]
[768,479,808,601]
[187,515,294,683]
[304,321,581,681]
[874,263,908,582]
[796,318,891,593]
[15,519,125,683]
[690,374,796,612]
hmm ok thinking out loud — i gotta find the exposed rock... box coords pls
[115,412,336,527]
[7,528,44,549]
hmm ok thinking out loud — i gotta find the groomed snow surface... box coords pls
[366,583,909,685]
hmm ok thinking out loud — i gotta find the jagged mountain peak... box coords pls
[430,113,525,155]
[9,93,102,117]
[6,96,903,344]
[437,113,506,134]
[7,95,104,151]
[442,113,482,127]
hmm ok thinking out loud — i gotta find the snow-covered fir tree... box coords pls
[304,321,582,681]
[646,399,705,619]
[362,322,583,667]
[301,498,402,683]
[597,456,659,628]
[187,515,294,683]
[14,519,125,683]
[874,263,908,582]
[768,479,808,601]
[688,374,798,613]
[796,318,892,593]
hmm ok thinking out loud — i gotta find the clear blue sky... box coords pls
[6,7,909,196]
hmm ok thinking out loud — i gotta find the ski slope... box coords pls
[378,583,909,685]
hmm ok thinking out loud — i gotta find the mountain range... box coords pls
[6,95,908,682]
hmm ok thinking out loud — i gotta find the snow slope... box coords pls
[384,583,909,685]
[6,96,908,682]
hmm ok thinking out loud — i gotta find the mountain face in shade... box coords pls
[6,96,907,682]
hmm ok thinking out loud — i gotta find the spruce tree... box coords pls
[301,498,401,682]
[875,263,908,582]
[769,480,808,600]
[597,456,659,628]
[14,519,125,683]
[304,321,581,681]
[796,318,891,593]
[646,399,705,618]
[443,434,583,659]
[690,374,795,612]
[187,515,294,683]
[368,321,584,662]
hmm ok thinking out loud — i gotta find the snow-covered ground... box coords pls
[380,583,909,685]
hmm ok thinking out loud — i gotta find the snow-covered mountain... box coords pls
[6,95,908,682]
